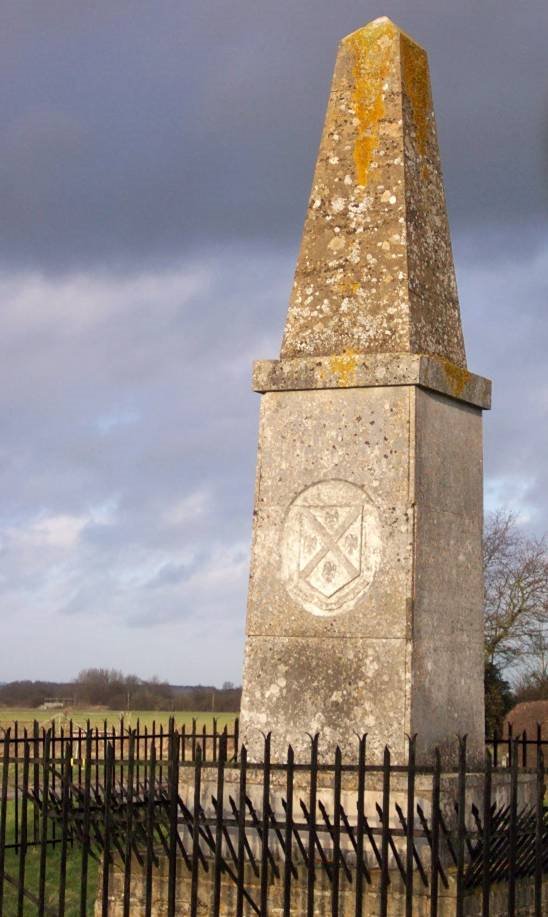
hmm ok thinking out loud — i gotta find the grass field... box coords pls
[2,802,99,916]
[0,710,238,911]
[0,708,238,732]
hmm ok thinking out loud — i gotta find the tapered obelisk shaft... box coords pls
[281,17,466,367]
[240,18,490,766]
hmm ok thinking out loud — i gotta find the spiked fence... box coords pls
[0,722,546,915]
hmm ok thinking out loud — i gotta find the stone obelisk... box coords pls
[239,17,491,765]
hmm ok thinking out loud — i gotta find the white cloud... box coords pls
[96,408,141,435]
[0,264,211,337]
[484,476,538,525]
[0,235,545,683]
[88,498,119,526]
[457,231,548,534]
[163,488,212,526]
[6,512,88,549]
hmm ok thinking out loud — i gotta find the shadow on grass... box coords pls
[2,802,99,916]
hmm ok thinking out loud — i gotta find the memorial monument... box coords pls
[239,16,491,766]
[101,19,546,917]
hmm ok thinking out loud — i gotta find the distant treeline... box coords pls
[0,668,241,712]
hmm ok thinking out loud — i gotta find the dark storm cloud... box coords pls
[0,2,546,682]
[0,0,546,269]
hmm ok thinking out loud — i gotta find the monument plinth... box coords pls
[239,17,491,766]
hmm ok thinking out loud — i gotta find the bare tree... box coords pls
[484,511,548,678]
[511,626,548,703]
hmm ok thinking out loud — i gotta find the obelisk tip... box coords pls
[342,16,425,50]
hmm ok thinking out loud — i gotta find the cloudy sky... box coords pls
[0,1,546,685]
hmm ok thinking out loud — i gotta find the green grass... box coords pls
[0,709,239,910]
[1,802,99,915]
[0,708,237,733]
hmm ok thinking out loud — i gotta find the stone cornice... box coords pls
[252,353,491,410]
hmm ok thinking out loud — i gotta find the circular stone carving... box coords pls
[280,480,381,617]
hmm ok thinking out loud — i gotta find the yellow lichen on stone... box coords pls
[281,17,467,368]
[329,277,362,299]
[328,350,359,387]
[343,21,395,186]
[441,359,472,397]
[400,34,431,158]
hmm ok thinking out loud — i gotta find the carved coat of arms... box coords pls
[280,480,381,616]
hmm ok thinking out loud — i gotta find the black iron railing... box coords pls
[3,717,548,769]
[0,722,546,915]
[0,715,240,765]
[486,722,548,768]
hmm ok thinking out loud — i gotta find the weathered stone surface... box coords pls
[240,384,486,764]
[246,387,413,641]
[241,635,408,763]
[280,17,466,367]
[253,353,491,409]
[239,16,489,766]
[410,389,485,763]
[103,856,548,916]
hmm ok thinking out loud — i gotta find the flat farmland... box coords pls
[0,708,238,732]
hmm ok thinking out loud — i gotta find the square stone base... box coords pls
[240,384,485,765]
[101,860,547,916]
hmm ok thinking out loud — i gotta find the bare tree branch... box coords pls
[483,511,548,675]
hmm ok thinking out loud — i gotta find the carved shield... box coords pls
[280,480,381,616]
